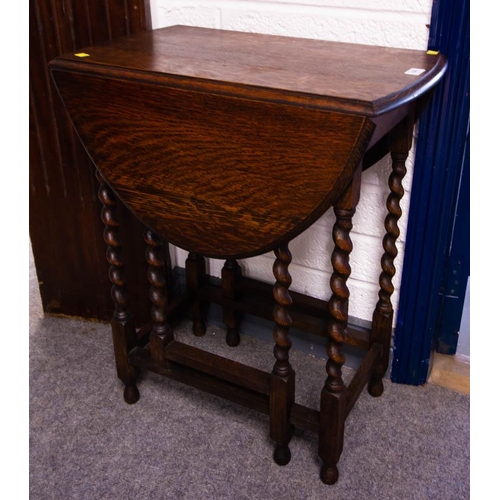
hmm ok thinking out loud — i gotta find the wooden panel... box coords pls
[29,0,151,322]
[50,70,373,258]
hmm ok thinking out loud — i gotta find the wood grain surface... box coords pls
[53,25,447,116]
[51,69,373,258]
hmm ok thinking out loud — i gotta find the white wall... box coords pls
[151,0,433,325]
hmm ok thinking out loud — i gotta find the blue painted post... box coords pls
[390,0,470,384]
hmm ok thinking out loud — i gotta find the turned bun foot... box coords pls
[226,328,240,347]
[320,464,339,485]
[273,444,291,466]
[124,384,140,404]
[368,377,384,397]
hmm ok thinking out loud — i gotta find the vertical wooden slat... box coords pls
[106,0,129,39]
[29,80,49,197]
[87,0,112,43]
[30,0,66,196]
[69,0,93,47]
[128,0,152,32]
[29,0,152,322]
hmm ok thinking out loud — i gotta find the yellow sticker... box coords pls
[74,53,90,58]
[426,50,439,55]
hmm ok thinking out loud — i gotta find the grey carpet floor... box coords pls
[29,256,470,500]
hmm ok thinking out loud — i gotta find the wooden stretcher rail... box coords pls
[129,346,271,413]
[129,345,323,434]
[164,340,271,394]
[345,343,382,418]
[198,279,371,350]
[129,337,380,436]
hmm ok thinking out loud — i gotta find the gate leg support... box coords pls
[186,252,207,337]
[269,244,295,465]
[145,229,174,368]
[369,118,412,397]
[96,170,140,404]
[222,259,242,347]
[319,168,360,484]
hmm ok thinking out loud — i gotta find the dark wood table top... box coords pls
[53,25,446,116]
[50,26,446,259]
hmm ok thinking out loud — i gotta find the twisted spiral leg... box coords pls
[270,244,295,466]
[272,246,294,378]
[145,229,173,367]
[222,259,242,347]
[324,209,353,395]
[319,179,359,485]
[369,123,411,397]
[96,170,139,404]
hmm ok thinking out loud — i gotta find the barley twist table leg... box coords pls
[96,170,139,404]
[369,119,412,397]
[145,229,173,367]
[319,170,360,485]
[270,244,295,466]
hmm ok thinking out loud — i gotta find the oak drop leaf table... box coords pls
[49,26,446,485]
